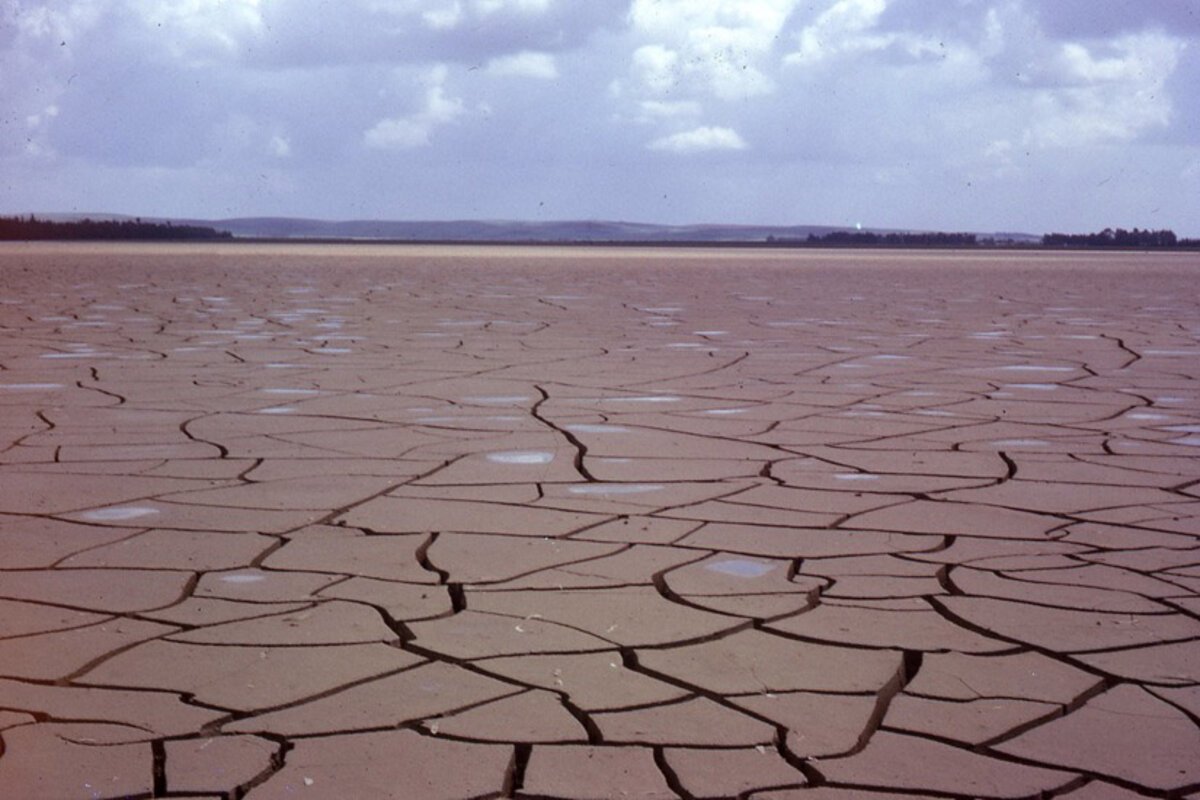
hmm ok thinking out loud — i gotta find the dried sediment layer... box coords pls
[0,243,1198,799]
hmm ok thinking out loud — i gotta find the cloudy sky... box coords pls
[3,0,1199,234]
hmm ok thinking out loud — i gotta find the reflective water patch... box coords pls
[487,451,555,465]
[80,506,159,522]
[706,559,776,578]
[568,484,663,495]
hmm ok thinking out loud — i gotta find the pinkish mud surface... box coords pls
[0,242,1198,800]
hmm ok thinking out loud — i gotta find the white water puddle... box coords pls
[1171,436,1200,446]
[566,424,631,434]
[834,473,879,481]
[1164,425,1200,433]
[265,363,301,369]
[0,383,63,390]
[568,483,663,495]
[80,506,159,522]
[1005,383,1059,391]
[991,439,1050,447]
[1145,350,1200,356]
[220,573,266,583]
[601,396,681,404]
[310,348,352,354]
[1126,412,1172,421]
[258,407,297,415]
[464,396,533,404]
[40,351,102,359]
[643,307,682,313]
[706,559,776,578]
[693,330,727,336]
[487,451,555,465]
[1154,397,1190,405]
[704,408,749,416]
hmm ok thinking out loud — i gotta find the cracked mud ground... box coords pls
[1,243,1198,800]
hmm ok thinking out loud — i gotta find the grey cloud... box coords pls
[1030,0,1200,39]
[243,0,628,68]
[1,0,1197,236]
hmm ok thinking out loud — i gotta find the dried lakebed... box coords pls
[0,242,1198,799]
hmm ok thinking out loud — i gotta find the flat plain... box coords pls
[0,242,1198,799]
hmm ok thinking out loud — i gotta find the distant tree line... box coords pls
[767,231,978,247]
[1042,228,1195,248]
[0,215,233,241]
[766,227,1199,249]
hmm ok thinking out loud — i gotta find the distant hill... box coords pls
[16,213,1042,244]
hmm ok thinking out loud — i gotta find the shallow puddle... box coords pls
[486,451,555,465]
[705,559,776,578]
[567,483,663,495]
[80,506,159,522]
[566,424,631,434]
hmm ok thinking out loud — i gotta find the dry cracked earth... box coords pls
[0,242,1198,800]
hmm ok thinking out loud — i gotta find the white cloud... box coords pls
[2,0,1197,237]
[627,0,799,100]
[268,135,292,158]
[648,125,747,154]
[141,0,265,65]
[1024,32,1182,147]
[486,51,558,79]
[472,0,552,15]
[365,66,465,150]
[785,0,890,66]
[630,45,680,94]
[638,100,703,119]
[422,2,463,30]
